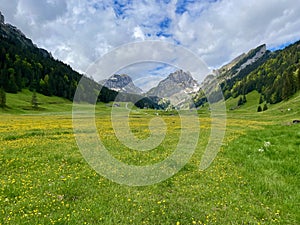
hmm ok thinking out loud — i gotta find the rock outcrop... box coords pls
[0,11,5,24]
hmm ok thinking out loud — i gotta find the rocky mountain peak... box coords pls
[169,69,193,83]
[109,74,132,86]
[100,74,143,94]
[146,70,200,108]
[147,70,199,96]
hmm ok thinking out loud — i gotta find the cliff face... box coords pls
[218,44,268,79]
[0,11,4,24]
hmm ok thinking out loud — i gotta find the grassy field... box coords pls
[0,90,299,224]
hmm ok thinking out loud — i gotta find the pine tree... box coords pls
[0,87,6,108]
[31,90,38,109]
[7,73,18,93]
[257,105,262,112]
[237,96,243,106]
[281,71,292,100]
[242,95,247,103]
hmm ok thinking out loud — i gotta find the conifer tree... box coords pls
[237,96,243,106]
[0,87,6,108]
[242,95,247,103]
[257,105,262,112]
[31,90,38,109]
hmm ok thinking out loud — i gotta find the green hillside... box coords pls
[226,90,261,112]
[230,40,300,103]
[0,89,73,114]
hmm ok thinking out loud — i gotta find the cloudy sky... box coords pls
[1,0,300,90]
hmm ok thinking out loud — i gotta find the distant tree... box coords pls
[7,69,18,93]
[31,90,38,109]
[0,87,6,108]
[263,103,268,111]
[257,105,262,112]
[281,71,292,100]
[242,95,247,103]
[237,96,243,106]
[297,68,300,90]
[39,78,46,94]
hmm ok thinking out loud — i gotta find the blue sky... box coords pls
[0,0,300,90]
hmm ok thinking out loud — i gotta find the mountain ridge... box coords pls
[194,41,300,108]
[1,11,299,110]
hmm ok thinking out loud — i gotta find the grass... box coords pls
[0,90,299,224]
[0,89,73,114]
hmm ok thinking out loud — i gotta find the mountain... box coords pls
[227,40,300,104]
[147,70,199,97]
[217,44,271,100]
[194,44,270,106]
[2,11,299,111]
[0,11,159,109]
[100,74,143,94]
[194,41,300,108]
[0,11,80,99]
[0,11,51,58]
[146,70,200,108]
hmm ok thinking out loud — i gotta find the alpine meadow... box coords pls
[1,2,300,225]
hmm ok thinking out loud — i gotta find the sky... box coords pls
[0,0,300,91]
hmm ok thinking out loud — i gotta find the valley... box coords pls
[1,8,300,225]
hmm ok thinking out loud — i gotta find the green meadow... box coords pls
[0,90,299,224]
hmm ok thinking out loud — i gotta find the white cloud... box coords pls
[0,0,299,87]
[133,26,145,40]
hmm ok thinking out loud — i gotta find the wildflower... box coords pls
[264,141,271,147]
[258,148,264,152]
